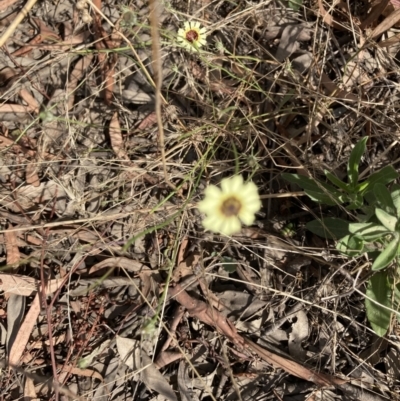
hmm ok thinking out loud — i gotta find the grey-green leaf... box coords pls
[306,218,350,240]
[358,165,398,195]
[375,208,397,232]
[374,183,395,215]
[348,222,390,241]
[371,235,399,271]
[391,184,400,218]
[288,0,302,11]
[336,234,364,257]
[365,271,392,337]
[325,171,350,192]
[348,137,367,188]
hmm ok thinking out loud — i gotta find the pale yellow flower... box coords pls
[177,21,207,51]
[198,175,261,236]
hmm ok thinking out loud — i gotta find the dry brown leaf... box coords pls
[378,31,400,46]
[89,257,148,275]
[30,332,66,349]
[320,72,361,102]
[178,361,201,401]
[23,376,38,401]
[0,0,19,12]
[25,162,40,186]
[60,365,103,382]
[5,225,20,266]
[242,336,345,387]
[109,112,130,161]
[9,271,64,366]
[174,252,201,282]
[66,54,94,111]
[0,104,34,113]
[116,336,178,401]
[12,17,60,57]
[154,351,183,369]
[361,0,389,29]
[0,180,68,214]
[138,112,158,130]
[0,273,62,296]
[9,293,41,366]
[371,8,400,38]
[19,88,40,114]
[275,25,311,62]
[176,237,189,266]
[103,55,117,105]
[318,0,348,31]
[168,284,245,348]
[0,134,35,156]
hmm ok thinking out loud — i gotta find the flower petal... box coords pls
[245,198,262,212]
[221,175,242,193]
[220,217,242,235]
[198,197,222,214]
[203,185,221,199]
[202,215,223,233]
[198,174,260,235]
[239,209,256,225]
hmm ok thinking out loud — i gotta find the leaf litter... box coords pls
[0,0,400,400]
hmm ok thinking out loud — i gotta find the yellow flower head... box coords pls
[198,175,261,236]
[177,21,207,51]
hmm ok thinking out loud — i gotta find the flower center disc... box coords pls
[186,30,199,43]
[221,197,241,217]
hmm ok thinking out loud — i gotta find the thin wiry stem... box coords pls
[148,0,176,191]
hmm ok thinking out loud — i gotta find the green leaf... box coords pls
[347,193,364,210]
[348,137,367,188]
[365,271,392,337]
[336,234,364,256]
[325,171,350,192]
[390,184,400,218]
[375,208,397,232]
[348,222,390,241]
[371,235,400,271]
[282,173,345,205]
[357,166,399,196]
[305,189,344,206]
[221,257,237,273]
[393,282,400,321]
[306,218,350,240]
[374,183,395,215]
[288,0,302,11]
